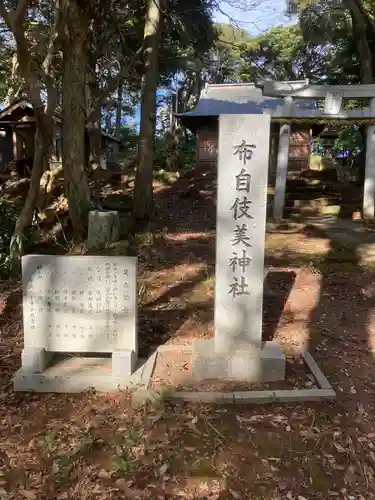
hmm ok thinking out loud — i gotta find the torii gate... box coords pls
[257,80,375,220]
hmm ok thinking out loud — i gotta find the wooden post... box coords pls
[364,98,375,219]
[12,129,22,161]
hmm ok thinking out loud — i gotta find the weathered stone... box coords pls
[88,210,120,250]
[233,389,336,404]
[192,114,286,383]
[192,339,285,382]
[14,254,139,392]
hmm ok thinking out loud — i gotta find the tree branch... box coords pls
[0,3,44,116]
[87,43,144,123]
[42,0,62,78]
[15,0,30,23]
[0,0,30,29]
[0,1,11,27]
[353,0,375,34]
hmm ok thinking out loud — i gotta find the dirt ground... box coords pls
[1,165,375,499]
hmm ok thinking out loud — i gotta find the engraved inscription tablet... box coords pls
[22,255,137,353]
[215,114,271,353]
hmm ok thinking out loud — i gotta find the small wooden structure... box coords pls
[178,80,375,220]
[177,82,315,185]
[0,99,121,170]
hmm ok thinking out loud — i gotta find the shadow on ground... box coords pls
[132,165,299,355]
[2,165,375,498]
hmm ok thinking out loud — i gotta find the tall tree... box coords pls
[116,84,123,139]
[288,0,375,83]
[0,0,59,261]
[85,0,144,171]
[60,0,91,240]
[133,0,216,220]
[133,0,163,221]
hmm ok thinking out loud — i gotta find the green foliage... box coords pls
[198,22,335,85]
[242,25,310,81]
[0,200,33,277]
[0,32,17,102]
[182,139,197,167]
[288,0,374,84]
[160,0,217,81]
[153,132,196,172]
[116,126,138,157]
[333,126,363,157]
[206,23,252,83]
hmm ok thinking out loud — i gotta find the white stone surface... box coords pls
[21,255,137,355]
[273,123,291,220]
[21,347,51,373]
[192,339,285,382]
[267,107,375,119]
[215,114,270,353]
[192,114,285,383]
[112,349,137,377]
[13,354,156,393]
[324,91,343,115]
[261,81,375,99]
[364,98,375,219]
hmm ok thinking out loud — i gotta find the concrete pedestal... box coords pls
[192,339,286,382]
[13,352,154,393]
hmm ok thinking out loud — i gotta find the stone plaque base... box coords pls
[13,352,154,393]
[192,339,286,382]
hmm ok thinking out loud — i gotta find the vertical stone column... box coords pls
[214,114,271,353]
[364,98,375,219]
[192,114,286,383]
[273,121,292,220]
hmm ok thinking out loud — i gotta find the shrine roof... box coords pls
[177,83,317,119]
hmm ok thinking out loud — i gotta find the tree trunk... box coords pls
[345,0,373,83]
[87,107,102,171]
[61,0,91,240]
[10,125,52,263]
[3,52,22,107]
[133,0,162,221]
[86,59,102,172]
[116,84,123,139]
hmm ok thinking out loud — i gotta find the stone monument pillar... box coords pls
[273,123,291,220]
[273,97,292,220]
[364,98,375,219]
[192,114,285,382]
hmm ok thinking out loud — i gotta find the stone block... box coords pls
[233,388,336,404]
[261,341,286,382]
[192,339,285,383]
[13,370,133,393]
[214,115,271,353]
[21,347,51,373]
[171,391,235,404]
[87,210,120,250]
[13,355,156,394]
[21,255,137,355]
[112,349,137,377]
[15,254,140,393]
